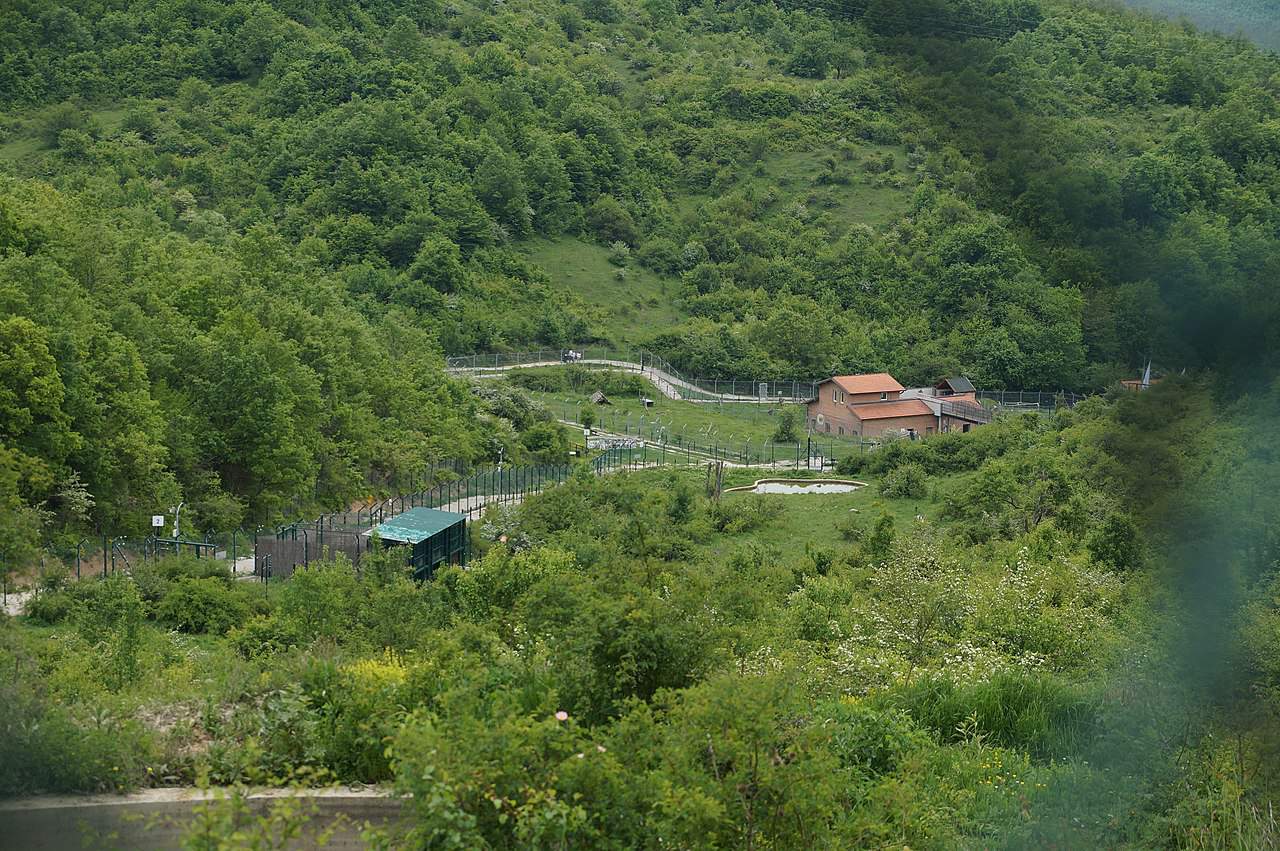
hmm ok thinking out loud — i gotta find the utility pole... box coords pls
[171,502,185,540]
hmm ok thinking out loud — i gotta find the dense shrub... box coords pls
[707,494,782,533]
[132,556,233,605]
[0,683,156,795]
[821,698,925,776]
[229,614,303,659]
[636,237,681,274]
[470,383,552,431]
[22,589,76,624]
[772,407,798,443]
[156,577,251,635]
[276,559,362,644]
[1087,512,1144,571]
[73,575,145,691]
[878,462,928,499]
[506,367,646,397]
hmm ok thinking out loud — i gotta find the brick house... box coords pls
[807,373,991,439]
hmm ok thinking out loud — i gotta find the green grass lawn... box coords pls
[0,134,43,164]
[717,486,935,561]
[520,144,915,349]
[523,380,821,449]
[739,145,918,229]
[521,237,684,347]
[1,104,131,165]
[620,464,943,563]
[511,365,877,461]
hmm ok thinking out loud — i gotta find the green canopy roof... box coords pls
[367,507,466,545]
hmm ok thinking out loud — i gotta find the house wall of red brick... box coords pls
[858,413,939,438]
[808,403,943,439]
[847,389,901,404]
[807,382,859,434]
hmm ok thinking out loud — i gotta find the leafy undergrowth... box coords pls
[2,402,1177,847]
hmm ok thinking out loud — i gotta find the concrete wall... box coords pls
[0,788,408,851]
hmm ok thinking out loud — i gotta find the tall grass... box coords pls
[887,669,1099,759]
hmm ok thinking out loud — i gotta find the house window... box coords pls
[880,392,887,400]
[838,426,844,435]
[825,423,831,433]
[832,389,838,402]
[962,423,971,433]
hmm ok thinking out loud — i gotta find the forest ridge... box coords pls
[1,0,1279,535]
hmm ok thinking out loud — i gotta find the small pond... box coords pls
[726,479,865,495]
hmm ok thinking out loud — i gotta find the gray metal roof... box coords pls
[367,507,466,544]
[939,376,976,393]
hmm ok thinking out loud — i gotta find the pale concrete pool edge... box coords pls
[722,477,868,494]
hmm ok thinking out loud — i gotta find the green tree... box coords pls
[864,511,895,563]
[408,234,466,294]
[76,575,145,691]
[772,407,798,443]
[586,196,637,246]
[0,316,75,498]
[191,313,322,521]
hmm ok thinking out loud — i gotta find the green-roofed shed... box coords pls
[367,507,468,580]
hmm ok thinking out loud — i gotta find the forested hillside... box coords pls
[4,0,1280,846]
[4,0,1280,541]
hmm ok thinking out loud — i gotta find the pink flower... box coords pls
[555,711,569,722]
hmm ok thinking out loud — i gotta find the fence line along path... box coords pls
[446,348,821,405]
[446,348,1089,410]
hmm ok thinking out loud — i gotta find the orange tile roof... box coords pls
[830,373,905,394]
[848,399,933,420]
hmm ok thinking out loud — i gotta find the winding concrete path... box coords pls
[449,358,808,404]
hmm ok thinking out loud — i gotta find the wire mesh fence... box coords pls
[284,462,574,536]
[446,346,1091,411]
[977,389,1086,410]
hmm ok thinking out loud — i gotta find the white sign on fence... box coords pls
[151,515,165,528]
